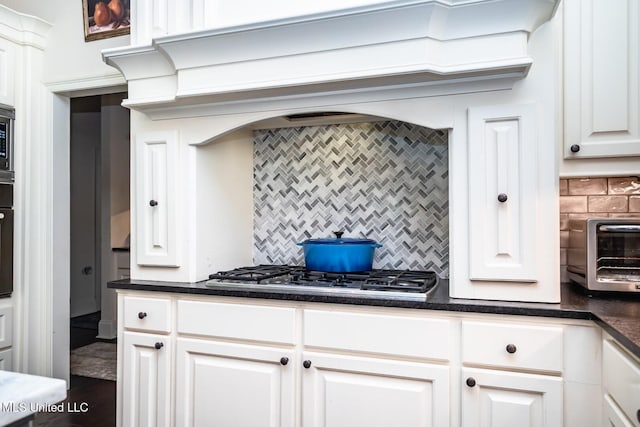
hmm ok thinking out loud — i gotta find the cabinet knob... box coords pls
[149,200,158,207]
[303,360,312,369]
[497,193,508,203]
[280,357,289,366]
[154,342,164,350]
[466,377,476,388]
[138,312,147,319]
[506,344,517,354]
[570,144,581,153]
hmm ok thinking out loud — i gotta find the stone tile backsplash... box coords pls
[253,121,449,276]
[559,176,640,282]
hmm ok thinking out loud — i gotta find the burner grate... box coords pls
[208,265,302,283]
[207,265,439,296]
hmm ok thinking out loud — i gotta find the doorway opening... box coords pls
[69,93,130,354]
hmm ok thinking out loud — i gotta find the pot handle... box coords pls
[296,242,304,246]
[373,243,383,248]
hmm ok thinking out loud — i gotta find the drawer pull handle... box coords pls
[497,193,508,203]
[506,344,517,354]
[466,377,476,388]
[154,342,164,350]
[280,357,289,366]
[303,360,312,369]
[138,312,147,319]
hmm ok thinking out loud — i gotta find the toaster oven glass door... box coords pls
[596,224,640,283]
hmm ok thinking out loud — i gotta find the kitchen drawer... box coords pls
[177,300,296,345]
[0,306,12,348]
[603,339,640,427]
[304,309,450,361]
[123,295,172,334]
[461,320,564,373]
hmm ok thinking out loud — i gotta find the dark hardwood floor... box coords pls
[33,312,117,426]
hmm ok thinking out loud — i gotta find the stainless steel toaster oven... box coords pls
[567,218,640,292]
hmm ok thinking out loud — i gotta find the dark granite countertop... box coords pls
[108,278,640,358]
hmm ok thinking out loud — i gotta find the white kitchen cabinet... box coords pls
[564,0,640,159]
[175,338,295,427]
[602,338,640,427]
[302,351,449,427]
[461,367,562,427]
[459,103,558,303]
[118,294,173,427]
[121,331,172,427]
[0,304,12,371]
[135,131,180,267]
[467,103,537,282]
[461,319,602,427]
[116,291,606,427]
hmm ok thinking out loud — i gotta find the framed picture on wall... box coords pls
[82,0,130,42]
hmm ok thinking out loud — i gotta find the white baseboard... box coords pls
[97,320,117,340]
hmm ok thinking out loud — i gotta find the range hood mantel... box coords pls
[103,0,559,117]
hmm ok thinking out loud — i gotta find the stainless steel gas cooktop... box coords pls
[205,265,439,301]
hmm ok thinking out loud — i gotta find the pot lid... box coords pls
[302,237,378,245]
[300,231,379,245]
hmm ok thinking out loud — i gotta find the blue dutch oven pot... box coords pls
[297,231,382,272]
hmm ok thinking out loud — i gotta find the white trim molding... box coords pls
[103,0,559,117]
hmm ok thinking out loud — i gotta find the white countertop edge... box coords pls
[0,371,67,425]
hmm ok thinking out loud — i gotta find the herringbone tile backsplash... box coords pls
[253,121,449,276]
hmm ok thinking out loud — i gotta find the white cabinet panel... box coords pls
[461,367,562,427]
[304,309,450,361]
[0,348,11,371]
[0,306,12,349]
[462,320,563,374]
[302,351,449,427]
[603,339,640,427]
[123,295,172,334]
[564,0,640,158]
[122,332,171,427]
[175,338,295,427]
[468,104,537,282]
[135,131,180,267]
[604,395,636,427]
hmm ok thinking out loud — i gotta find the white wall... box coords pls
[0,0,129,87]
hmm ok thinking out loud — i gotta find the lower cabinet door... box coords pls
[175,338,295,427]
[604,394,635,427]
[302,351,449,427]
[122,332,171,427]
[461,367,562,427]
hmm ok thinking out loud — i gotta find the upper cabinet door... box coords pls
[467,104,537,282]
[135,131,180,267]
[564,0,640,158]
